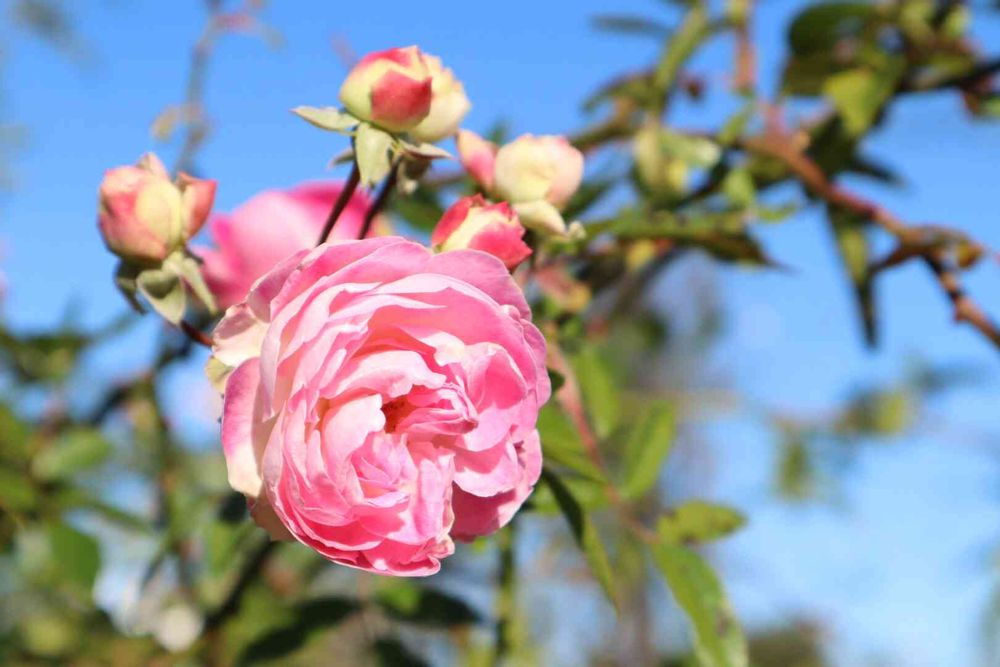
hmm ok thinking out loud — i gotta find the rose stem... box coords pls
[317,161,361,245]
[179,319,213,347]
[358,162,398,240]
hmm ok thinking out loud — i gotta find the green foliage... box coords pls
[658,501,746,546]
[653,544,748,667]
[541,468,619,609]
[620,400,676,500]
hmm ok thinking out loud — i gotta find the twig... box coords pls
[179,319,213,348]
[899,56,1000,94]
[739,133,1000,352]
[732,0,756,94]
[318,161,361,245]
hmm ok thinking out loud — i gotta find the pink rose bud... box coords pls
[198,181,380,310]
[98,153,184,263]
[409,54,471,143]
[432,195,531,270]
[456,130,498,191]
[339,46,434,133]
[210,237,549,575]
[177,172,217,241]
[493,134,584,210]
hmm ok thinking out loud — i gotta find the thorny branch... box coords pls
[738,132,1000,352]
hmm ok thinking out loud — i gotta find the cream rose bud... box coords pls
[339,46,434,133]
[98,153,184,263]
[409,55,471,143]
[493,134,584,210]
[432,195,531,270]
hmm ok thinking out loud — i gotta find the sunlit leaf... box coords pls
[657,500,746,545]
[653,543,748,667]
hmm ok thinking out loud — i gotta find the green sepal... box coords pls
[291,106,359,133]
[136,266,186,325]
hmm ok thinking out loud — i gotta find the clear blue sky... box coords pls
[3,1,1000,664]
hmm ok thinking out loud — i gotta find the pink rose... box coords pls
[98,153,216,263]
[339,46,434,133]
[199,182,376,310]
[431,195,531,270]
[456,130,497,191]
[210,237,549,575]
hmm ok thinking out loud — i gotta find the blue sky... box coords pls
[3,1,1000,664]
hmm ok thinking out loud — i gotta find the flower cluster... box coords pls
[98,44,586,576]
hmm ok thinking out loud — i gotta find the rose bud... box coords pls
[98,153,184,263]
[339,46,434,133]
[409,54,471,143]
[177,172,217,241]
[199,181,382,310]
[456,130,498,191]
[210,237,549,575]
[431,195,531,270]
[493,134,584,210]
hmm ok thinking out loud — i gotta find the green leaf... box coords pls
[19,522,101,594]
[620,400,675,500]
[537,404,605,482]
[372,637,429,667]
[570,346,620,440]
[355,123,395,187]
[652,543,748,667]
[823,64,902,136]
[167,251,218,314]
[657,500,746,545]
[32,428,112,480]
[238,597,360,665]
[721,168,756,209]
[0,404,32,461]
[291,106,358,133]
[653,4,711,102]
[787,2,876,56]
[828,206,876,346]
[51,522,100,591]
[0,465,36,511]
[376,583,480,627]
[718,102,755,146]
[541,468,619,609]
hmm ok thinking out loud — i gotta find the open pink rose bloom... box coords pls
[199,182,374,310]
[211,237,549,575]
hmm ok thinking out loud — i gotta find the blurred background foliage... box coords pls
[1,0,999,665]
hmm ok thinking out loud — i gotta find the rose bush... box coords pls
[199,181,377,310]
[210,237,549,575]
